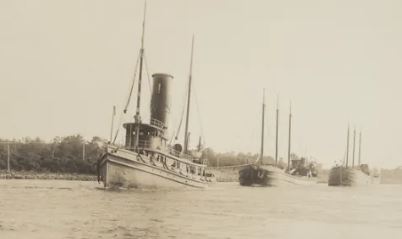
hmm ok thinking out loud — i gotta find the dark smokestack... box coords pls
[150,73,172,128]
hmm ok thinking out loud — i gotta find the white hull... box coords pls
[260,165,318,186]
[99,148,208,189]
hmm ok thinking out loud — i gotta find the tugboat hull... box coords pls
[99,149,207,189]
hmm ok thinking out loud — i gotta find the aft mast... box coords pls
[352,128,356,168]
[275,97,279,166]
[345,125,350,168]
[358,131,362,165]
[183,36,195,154]
[259,89,266,165]
[134,2,147,151]
[287,102,292,171]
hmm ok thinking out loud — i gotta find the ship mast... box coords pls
[134,2,147,151]
[183,36,195,154]
[259,89,266,165]
[358,131,362,165]
[287,102,292,171]
[275,97,279,166]
[352,127,356,168]
[345,125,350,168]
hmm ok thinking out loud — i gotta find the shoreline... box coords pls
[0,171,97,181]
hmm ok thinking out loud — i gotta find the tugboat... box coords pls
[328,128,380,186]
[98,4,210,189]
[239,91,318,186]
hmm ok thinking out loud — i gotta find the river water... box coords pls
[0,180,401,239]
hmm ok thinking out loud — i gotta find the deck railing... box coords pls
[167,145,197,160]
[150,118,166,129]
[121,140,201,162]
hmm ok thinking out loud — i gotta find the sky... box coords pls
[1,0,402,168]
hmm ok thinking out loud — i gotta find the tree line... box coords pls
[0,135,105,174]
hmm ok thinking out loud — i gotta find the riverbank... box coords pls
[0,170,96,181]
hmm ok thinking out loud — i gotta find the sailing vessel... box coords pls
[239,90,270,186]
[98,5,210,189]
[328,128,380,186]
[239,92,318,186]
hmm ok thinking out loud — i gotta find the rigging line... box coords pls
[144,53,152,94]
[174,78,190,140]
[168,130,175,145]
[177,94,187,134]
[249,118,259,152]
[341,147,346,166]
[112,50,141,144]
[174,96,186,140]
[124,52,141,113]
[193,87,205,143]
[112,112,126,144]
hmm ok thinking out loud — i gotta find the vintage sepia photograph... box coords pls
[1,0,402,238]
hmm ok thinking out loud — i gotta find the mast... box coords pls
[197,136,202,151]
[352,128,356,168]
[134,2,147,151]
[275,97,279,166]
[260,89,266,165]
[287,102,292,171]
[358,131,362,165]
[7,142,10,173]
[345,125,350,168]
[82,143,86,161]
[183,36,194,154]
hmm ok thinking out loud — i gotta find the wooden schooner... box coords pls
[239,91,318,186]
[328,127,380,186]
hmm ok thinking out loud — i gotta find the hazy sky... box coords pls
[1,0,402,168]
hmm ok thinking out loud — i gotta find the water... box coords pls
[0,180,401,239]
